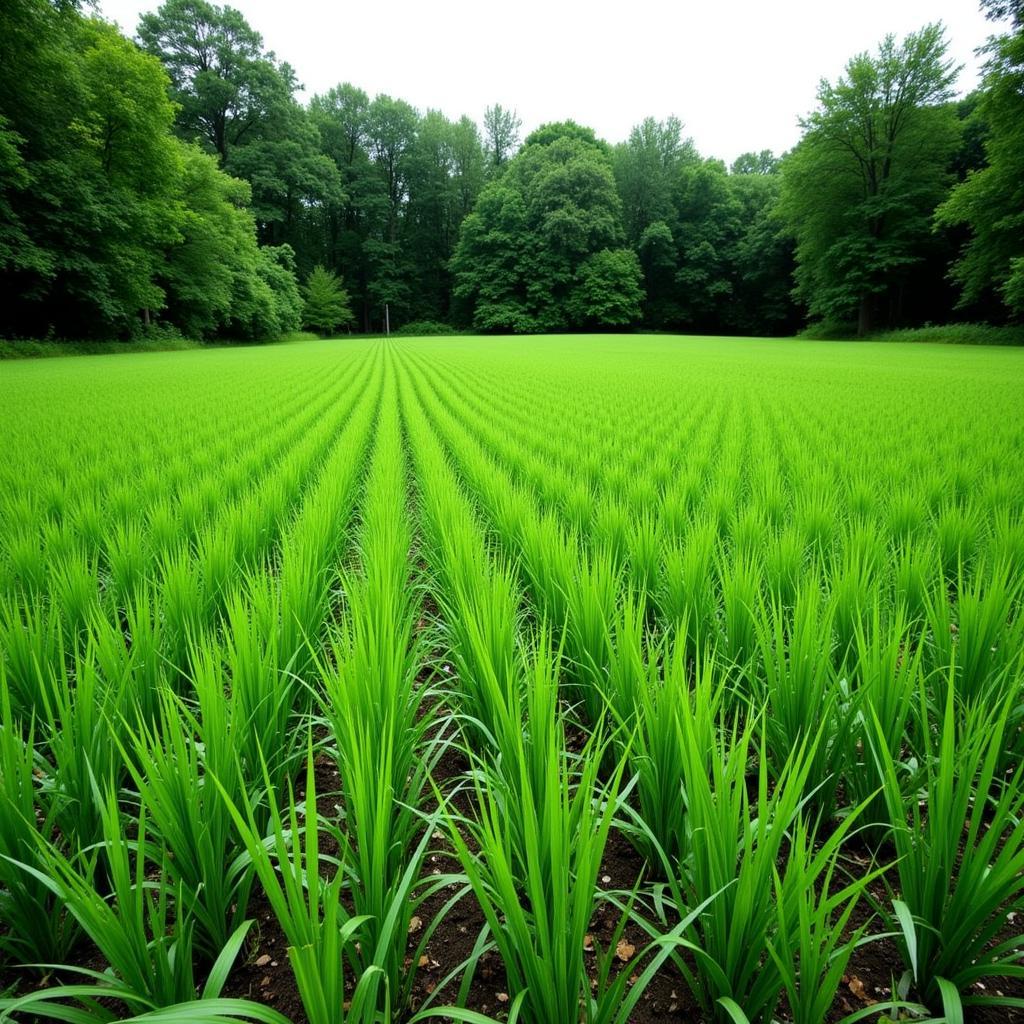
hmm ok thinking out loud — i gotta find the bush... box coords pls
[392,320,464,337]
[0,335,202,360]
[798,321,1024,345]
[867,323,1024,346]
[796,320,860,340]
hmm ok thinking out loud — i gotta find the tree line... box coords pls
[0,0,1021,341]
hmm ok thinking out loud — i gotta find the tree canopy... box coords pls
[779,24,961,334]
[1,0,1020,341]
[0,0,301,340]
[936,24,1024,316]
[450,129,640,332]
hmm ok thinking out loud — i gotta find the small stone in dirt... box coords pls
[256,954,271,967]
[408,915,423,934]
[601,874,611,884]
[497,993,509,1003]
[583,933,595,952]
[615,939,636,963]
[260,975,270,988]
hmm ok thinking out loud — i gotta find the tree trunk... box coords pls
[857,293,874,337]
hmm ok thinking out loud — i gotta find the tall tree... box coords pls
[670,159,743,329]
[779,24,961,334]
[451,126,641,332]
[309,83,384,329]
[139,0,341,269]
[0,0,299,341]
[450,115,486,219]
[0,2,182,336]
[404,110,484,320]
[160,145,300,340]
[614,116,695,243]
[482,103,521,176]
[727,168,800,335]
[730,150,780,175]
[225,99,342,253]
[361,94,418,324]
[936,13,1024,317]
[366,94,417,243]
[138,0,292,162]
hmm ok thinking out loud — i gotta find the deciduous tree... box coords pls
[614,116,694,243]
[482,103,521,176]
[779,24,961,334]
[138,0,291,162]
[936,19,1024,317]
[452,127,640,332]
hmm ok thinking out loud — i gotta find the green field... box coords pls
[2,335,1024,1024]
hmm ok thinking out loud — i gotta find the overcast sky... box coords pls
[98,0,998,164]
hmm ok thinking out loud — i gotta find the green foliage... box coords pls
[256,244,303,334]
[402,110,486,318]
[392,319,462,336]
[614,137,797,335]
[451,131,638,332]
[567,248,644,327]
[302,264,355,336]
[0,334,202,359]
[138,0,294,163]
[613,116,694,244]
[482,103,521,174]
[162,147,260,339]
[937,29,1024,317]
[798,320,1024,344]
[5,4,1016,341]
[671,159,742,327]
[0,0,301,342]
[872,685,1024,1014]
[730,150,780,175]
[780,24,961,334]
[0,3,180,336]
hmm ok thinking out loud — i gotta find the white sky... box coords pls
[98,0,998,163]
